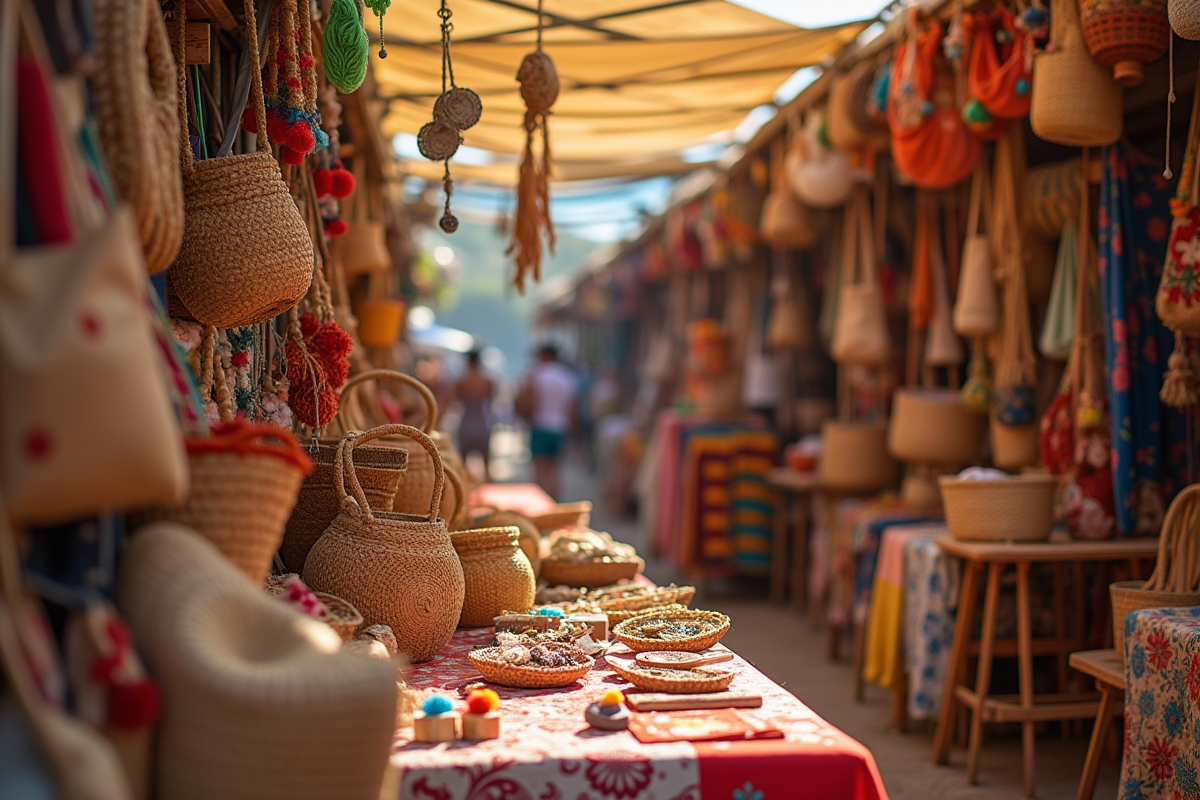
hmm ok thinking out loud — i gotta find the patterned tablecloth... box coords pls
[392,629,889,800]
[1120,606,1200,800]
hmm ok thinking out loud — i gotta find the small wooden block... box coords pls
[185,22,210,65]
[462,711,501,741]
[413,711,460,743]
[568,613,608,640]
[625,692,763,712]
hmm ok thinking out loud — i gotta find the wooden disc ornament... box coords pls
[434,87,482,131]
[417,121,461,161]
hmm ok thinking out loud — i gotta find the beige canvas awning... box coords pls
[371,0,870,182]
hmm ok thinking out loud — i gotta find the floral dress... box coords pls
[1098,145,1189,536]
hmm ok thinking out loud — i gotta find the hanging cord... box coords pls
[537,0,544,51]
[1166,32,1176,180]
[440,0,455,91]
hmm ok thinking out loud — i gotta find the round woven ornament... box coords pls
[418,121,462,161]
[434,87,482,131]
[518,51,559,115]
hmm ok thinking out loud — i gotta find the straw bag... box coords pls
[0,18,188,527]
[356,299,405,349]
[889,389,984,465]
[168,0,313,328]
[954,166,1000,339]
[280,435,407,573]
[338,160,390,277]
[1026,158,1083,240]
[1079,0,1170,86]
[1040,218,1080,360]
[1169,0,1200,39]
[827,61,888,152]
[820,419,898,493]
[1157,73,1200,339]
[1109,484,1200,652]
[766,270,814,351]
[451,526,536,628]
[991,419,1041,469]
[136,421,312,582]
[91,0,183,274]
[1030,0,1123,147]
[760,138,818,249]
[786,114,853,209]
[967,8,1033,120]
[303,425,465,663]
[924,198,964,368]
[832,187,889,366]
[116,524,396,800]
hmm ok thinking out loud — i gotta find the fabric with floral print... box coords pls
[1120,606,1200,800]
[1099,145,1188,536]
[903,534,960,720]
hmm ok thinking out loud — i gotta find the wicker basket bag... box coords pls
[280,435,408,573]
[1110,484,1200,651]
[135,420,313,583]
[91,0,183,274]
[168,0,312,328]
[1169,0,1200,39]
[939,475,1058,542]
[1079,0,1169,86]
[451,526,536,628]
[1030,0,1123,147]
[303,425,465,663]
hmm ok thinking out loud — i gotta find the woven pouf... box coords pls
[116,524,396,800]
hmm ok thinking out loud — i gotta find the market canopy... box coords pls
[372,0,871,183]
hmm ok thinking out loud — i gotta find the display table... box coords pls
[469,483,558,517]
[392,628,890,800]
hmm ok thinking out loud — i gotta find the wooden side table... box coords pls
[764,468,819,612]
[1069,649,1125,800]
[931,535,1157,797]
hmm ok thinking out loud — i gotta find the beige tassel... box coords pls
[1161,332,1199,408]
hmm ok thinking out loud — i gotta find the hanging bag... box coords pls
[827,61,888,152]
[168,0,313,328]
[338,158,390,276]
[925,204,964,368]
[967,8,1033,120]
[1079,0,1169,87]
[831,187,889,366]
[1157,71,1200,341]
[954,164,1000,338]
[766,258,814,351]
[0,1,188,526]
[759,137,818,250]
[786,112,853,209]
[1039,217,1080,360]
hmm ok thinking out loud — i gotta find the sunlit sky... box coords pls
[405,0,892,244]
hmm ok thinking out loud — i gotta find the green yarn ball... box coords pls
[324,0,369,94]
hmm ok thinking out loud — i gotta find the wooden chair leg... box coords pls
[1054,562,1069,740]
[890,671,909,733]
[1077,685,1119,800]
[967,562,1003,785]
[1016,562,1036,798]
[934,559,981,765]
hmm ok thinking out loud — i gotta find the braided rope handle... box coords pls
[334,424,444,522]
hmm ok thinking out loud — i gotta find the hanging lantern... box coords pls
[1078,0,1170,86]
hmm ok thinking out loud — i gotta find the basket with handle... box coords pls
[167,0,312,328]
[302,424,465,663]
[1110,484,1200,652]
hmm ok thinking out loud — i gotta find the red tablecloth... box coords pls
[391,629,889,800]
[469,483,558,517]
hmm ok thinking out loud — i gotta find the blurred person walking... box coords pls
[453,349,496,482]
[515,344,578,500]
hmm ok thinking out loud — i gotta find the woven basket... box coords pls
[612,610,731,653]
[280,436,407,573]
[468,642,593,688]
[136,421,312,583]
[828,60,888,152]
[888,389,986,465]
[939,475,1058,542]
[597,585,696,612]
[458,510,542,577]
[303,425,465,663]
[340,223,389,277]
[605,603,692,628]
[451,527,536,628]
[540,558,643,589]
[356,299,405,349]
[168,0,312,328]
[1079,0,1170,86]
[990,419,1041,470]
[606,657,735,694]
[530,501,593,533]
[1030,0,1123,147]
[92,0,183,274]
[263,577,365,644]
[1026,159,1083,241]
[1109,582,1200,653]
[820,420,899,493]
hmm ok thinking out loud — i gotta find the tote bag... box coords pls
[832,187,890,366]
[1040,217,1079,360]
[954,165,1000,338]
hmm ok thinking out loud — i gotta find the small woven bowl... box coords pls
[539,558,643,589]
[605,603,691,628]
[264,576,364,643]
[468,642,593,688]
[612,610,731,653]
[530,501,593,533]
[607,657,734,694]
[598,585,696,612]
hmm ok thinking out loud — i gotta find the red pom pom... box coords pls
[266,112,289,145]
[241,106,258,134]
[287,121,316,155]
[282,146,307,165]
[329,168,356,199]
[299,312,319,339]
[324,218,348,237]
[310,325,353,388]
[313,168,334,197]
[289,385,340,428]
[107,680,161,730]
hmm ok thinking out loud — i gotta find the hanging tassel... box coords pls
[1161,332,1199,408]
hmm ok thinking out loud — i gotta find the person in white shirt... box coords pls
[516,345,578,499]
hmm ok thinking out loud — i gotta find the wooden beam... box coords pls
[186,0,236,31]
[185,22,211,65]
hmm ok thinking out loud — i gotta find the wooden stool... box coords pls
[1069,649,1125,800]
[765,468,818,611]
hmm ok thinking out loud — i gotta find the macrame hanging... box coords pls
[508,0,559,293]
[416,0,481,233]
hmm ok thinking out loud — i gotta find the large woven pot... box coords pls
[888,389,986,465]
[168,0,312,328]
[1030,0,1123,147]
[1079,0,1169,86]
[303,425,465,663]
[939,475,1057,542]
[135,421,312,583]
[280,435,408,574]
[820,419,898,493]
[451,527,536,628]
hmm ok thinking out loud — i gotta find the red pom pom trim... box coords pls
[313,168,334,197]
[281,146,307,165]
[329,168,356,199]
[266,113,289,145]
[287,121,316,154]
[324,218,348,237]
[240,106,257,134]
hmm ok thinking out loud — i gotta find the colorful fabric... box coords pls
[903,533,959,720]
[1119,606,1200,800]
[396,628,889,800]
[1099,144,1188,536]
[728,430,780,574]
[681,433,735,574]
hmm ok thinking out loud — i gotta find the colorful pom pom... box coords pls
[329,168,356,198]
[313,168,334,196]
[287,120,316,154]
[1015,77,1030,97]
[536,607,565,617]
[241,106,258,134]
[600,690,625,707]
[422,695,454,716]
[266,112,289,145]
[314,128,330,152]
[467,689,500,714]
[281,146,307,165]
[962,97,993,125]
[918,100,934,118]
[325,218,348,237]
[107,680,161,730]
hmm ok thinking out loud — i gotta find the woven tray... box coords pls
[539,558,643,589]
[598,585,696,612]
[606,657,734,694]
[605,603,691,628]
[612,610,731,653]
[468,642,593,688]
